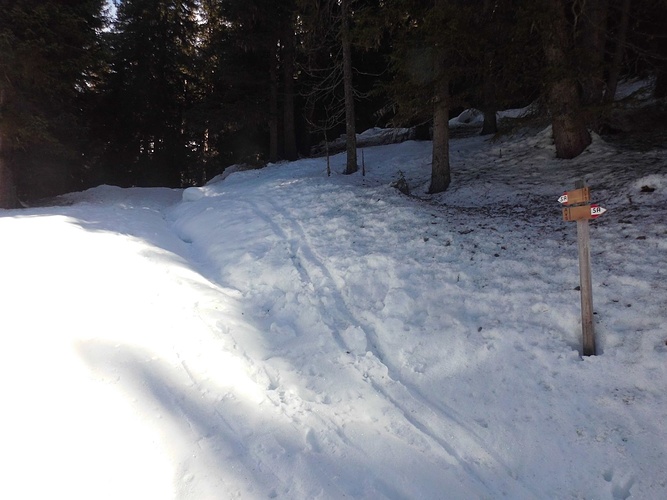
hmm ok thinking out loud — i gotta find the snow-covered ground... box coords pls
[1,110,666,499]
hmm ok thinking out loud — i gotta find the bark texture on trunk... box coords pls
[542,0,591,159]
[656,68,667,99]
[605,0,631,103]
[282,19,298,161]
[0,87,18,209]
[341,0,357,175]
[268,47,279,163]
[580,0,609,107]
[479,0,498,136]
[429,55,450,194]
[480,109,497,136]
[0,161,16,209]
[549,80,592,159]
[0,144,17,209]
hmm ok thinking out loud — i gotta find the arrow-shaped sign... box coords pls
[563,204,607,221]
[590,204,607,218]
[558,186,590,205]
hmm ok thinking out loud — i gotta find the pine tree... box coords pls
[340,0,358,174]
[536,0,592,159]
[0,83,16,208]
[375,0,476,193]
[101,0,198,187]
[0,0,106,204]
[195,0,299,169]
[472,0,542,136]
[281,4,299,161]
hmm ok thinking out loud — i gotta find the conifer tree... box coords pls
[298,0,367,174]
[472,0,542,136]
[536,0,592,159]
[0,0,106,204]
[374,0,476,193]
[102,0,198,187]
[195,0,300,168]
[281,0,299,161]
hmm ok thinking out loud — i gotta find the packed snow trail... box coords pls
[174,173,543,497]
[170,163,519,498]
[1,122,667,499]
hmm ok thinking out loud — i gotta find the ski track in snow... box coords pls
[2,116,667,499]
[243,191,538,497]
[170,184,500,497]
[168,130,666,498]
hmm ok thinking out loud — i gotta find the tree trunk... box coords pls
[605,0,631,103]
[340,0,357,175]
[656,68,667,99]
[542,0,591,159]
[580,0,609,107]
[479,0,498,136]
[549,80,592,159]
[0,159,17,209]
[480,109,497,136]
[268,46,279,163]
[303,85,316,156]
[0,87,18,209]
[429,54,450,194]
[282,17,298,161]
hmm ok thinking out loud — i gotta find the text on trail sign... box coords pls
[590,205,607,217]
[562,204,607,221]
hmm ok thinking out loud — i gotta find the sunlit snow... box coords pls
[2,92,666,499]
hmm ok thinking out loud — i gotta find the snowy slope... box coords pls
[1,119,666,499]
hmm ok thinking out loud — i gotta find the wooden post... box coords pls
[575,180,596,356]
[559,181,604,356]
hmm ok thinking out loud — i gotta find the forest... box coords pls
[1,0,666,208]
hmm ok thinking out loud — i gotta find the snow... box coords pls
[2,115,667,499]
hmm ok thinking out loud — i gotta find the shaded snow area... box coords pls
[2,125,666,499]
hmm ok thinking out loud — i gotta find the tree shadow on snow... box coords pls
[75,340,378,499]
[76,340,285,497]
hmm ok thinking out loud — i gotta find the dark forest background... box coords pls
[1,0,666,207]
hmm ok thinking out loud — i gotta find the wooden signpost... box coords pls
[559,181,606,356]
[562,204,607,221]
